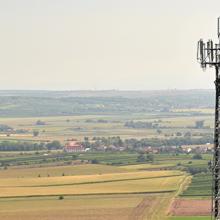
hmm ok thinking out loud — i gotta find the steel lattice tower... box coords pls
[197,18,220,219]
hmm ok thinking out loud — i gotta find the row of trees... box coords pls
[124,120,209,130]
[137,153,154,162]
[82,135,213,151]
[0,140,62,151]
[124,121,159,129]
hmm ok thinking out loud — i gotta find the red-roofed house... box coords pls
[64,140,85,153]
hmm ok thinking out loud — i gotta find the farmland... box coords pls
[0,151,212,219]
[0,112,214,143]
[0,90,214,144]
[0,194,173,220]
[0,90,215,219]
[0,170,183,196]
[168,160,212,219]
[181,173,211,198]
[0,149,212,220]
[0,163,187,220]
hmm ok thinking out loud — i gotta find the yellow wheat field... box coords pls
[0,171,184,197]
[0,164,187,220]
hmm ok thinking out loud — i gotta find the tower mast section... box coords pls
[197,17,220,219]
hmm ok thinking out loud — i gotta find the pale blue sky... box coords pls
[0,0,220,90]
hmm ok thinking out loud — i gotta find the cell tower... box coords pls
[197,17,220,219]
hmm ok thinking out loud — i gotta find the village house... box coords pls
[64,139,85,153]
[143,146,159,154]
[181,143,214,154]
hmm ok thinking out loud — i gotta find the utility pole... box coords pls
[197,17,220,219]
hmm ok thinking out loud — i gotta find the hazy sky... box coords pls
[0,0,220,90]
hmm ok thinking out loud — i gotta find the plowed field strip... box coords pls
[129,197,153,220]
[170,199,211,216]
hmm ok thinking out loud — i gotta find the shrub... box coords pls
[192,154,203,160]
[91,159,99,164]
[187,167,208,175]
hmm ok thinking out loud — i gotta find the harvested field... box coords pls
[0,195,134,220]
[129,197,155,220]
[0,164,127,178]
[0,162,188,219]
[0,171,183,198]
[0,194,169,220]
[0,209,131,220]
[169,199,211,216]
[0,170,182,187]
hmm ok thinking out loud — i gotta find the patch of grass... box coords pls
[170,217,211,220]
[181,173,212,198]
[0,164,127,178]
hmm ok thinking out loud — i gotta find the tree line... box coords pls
[83,135,213,150]
[0,140,62,151]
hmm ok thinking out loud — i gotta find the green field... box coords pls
[181,173,212,198]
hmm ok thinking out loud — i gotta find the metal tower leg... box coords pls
[213,66,220,219]
[197,17,220,220]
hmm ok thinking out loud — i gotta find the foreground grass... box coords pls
[170,217,211,220]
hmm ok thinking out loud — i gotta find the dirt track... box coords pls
[170,198,211,216]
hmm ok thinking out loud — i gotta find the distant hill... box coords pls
[0,90,214,117]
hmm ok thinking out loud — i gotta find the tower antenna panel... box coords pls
[197,39,206,69]
[218,17,220,39]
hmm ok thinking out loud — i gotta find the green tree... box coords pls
[137,153,145,162]
[46,140,62,150]
[184,132,191,137]
[91,159,99,164]
[192,153,203,160]
[157,129,162,135]
[195,120,204,129]
[176,132,182,137]
[146,154,154,163]
[59,195,64,200]
[33,130,39,137]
